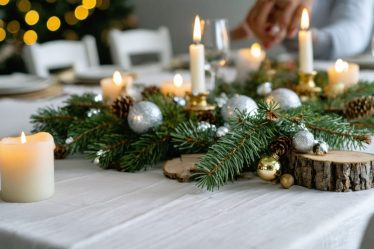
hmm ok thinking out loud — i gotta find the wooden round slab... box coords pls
[289,151,374,192]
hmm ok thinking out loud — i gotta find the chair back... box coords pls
[108,27,172,71]
[23,35,99,77]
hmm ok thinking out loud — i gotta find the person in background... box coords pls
[231,0,374,59]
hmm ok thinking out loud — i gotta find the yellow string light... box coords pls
[0,0,9,6]
[82,0,96,9]
[23,30,37,45]
[0,28,6,42]
[25,10,39,26]
[7,20,20,34]
[74,5,89,20]
[47,16,61,31]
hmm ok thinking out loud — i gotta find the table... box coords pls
[0,66,374,249]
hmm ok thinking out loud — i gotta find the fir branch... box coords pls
[194,107,279,191]
[64,93,108,117]
[171,121,217,153]
[119,129,173,172]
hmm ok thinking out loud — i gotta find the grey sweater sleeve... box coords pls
[314,0,374,60]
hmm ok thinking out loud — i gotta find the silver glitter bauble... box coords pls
[128,101,163,134]
[215,93,229,108]
[216,126,229,138]
[65,137,74,145]
[292,130,315,153]
[266,88,301,109]
[221,95,258,122]
[173,96,186,106]
[313,140,329,155]
[197,121,216,132]
[256,82,272,96]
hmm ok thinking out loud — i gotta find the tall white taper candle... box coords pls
[189,15,206,94]
[298,8,314,73]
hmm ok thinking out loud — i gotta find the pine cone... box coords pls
[111,96,134,118]
[269,136,292,157]
[344,96,374,120]
[55,144,68,160]
[141,86,161,98]
[196,110,216,123]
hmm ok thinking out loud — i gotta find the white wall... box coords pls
[133,0,256,55]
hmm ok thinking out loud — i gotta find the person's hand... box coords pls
[246,0,277,48]
[273,0,314,38]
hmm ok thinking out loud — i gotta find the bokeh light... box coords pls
[74,5,89,20]
[0,28,6,42]
[17,0,31,12]
[64,11,78,25]
[25,10,39,26]
[0,0,9,6]
[47,16,61,31]
[7,20,20,34]
[82,0,96,9]
[23,30,37,45]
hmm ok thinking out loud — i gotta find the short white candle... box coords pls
[189,15,206,95]
[298,8,314,73]
[160,74,192,97]
[100,71,130,102]
[327,59,359,87]
[0,132,55,203]
[236,43,266,81]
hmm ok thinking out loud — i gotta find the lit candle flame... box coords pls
[335,59,349,73]
[250,43,263,58]
[193,15,202,43]
[21,131,27,144]
[113,71,123,86]
[173,74,183,88]
[300,8,310,30]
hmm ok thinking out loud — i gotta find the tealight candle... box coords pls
[190,15,206,95]
[160,74,192,97]
[0,132,55,203]
[100,71,130,102]
[298,8,314,73]
[327,59,359,87]
[236,43,266,82]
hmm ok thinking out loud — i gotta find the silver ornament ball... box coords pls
[266,88,301,109]
[128,101,163,134]
[256,82,272,96]
[221,95,258,122]
[293,130,315,153]
[313,140,329,155]
[216,126,229,137]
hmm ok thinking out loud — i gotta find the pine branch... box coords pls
[64,93,108,117]
[171,121,218,153]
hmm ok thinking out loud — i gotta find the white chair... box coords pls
[23,35,99,77]
[108,27,172,72]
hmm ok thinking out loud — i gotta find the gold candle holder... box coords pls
[186,92,215,112]
[295,71,321,102]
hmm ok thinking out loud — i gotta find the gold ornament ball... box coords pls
[280,174,295,189]
[257,155,281,181]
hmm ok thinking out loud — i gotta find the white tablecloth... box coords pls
[0,66,373,249]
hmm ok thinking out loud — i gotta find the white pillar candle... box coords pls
[100,71,129,102]
[298,8,314,73]
[160,74,192,97]
[0,132,55,203]
[236,43,266,82]
[327,59,360,87]
[190,15,206,95]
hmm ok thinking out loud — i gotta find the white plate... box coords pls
[347,54,374,68]
[0,73,53,95]
[75,65,122,82]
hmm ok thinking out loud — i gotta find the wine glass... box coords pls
[202,19,230,90]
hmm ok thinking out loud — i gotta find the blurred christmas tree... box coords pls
[0,0,136,74]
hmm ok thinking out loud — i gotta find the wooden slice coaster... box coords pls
[163,154,204,182]
[289,151,374,192]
